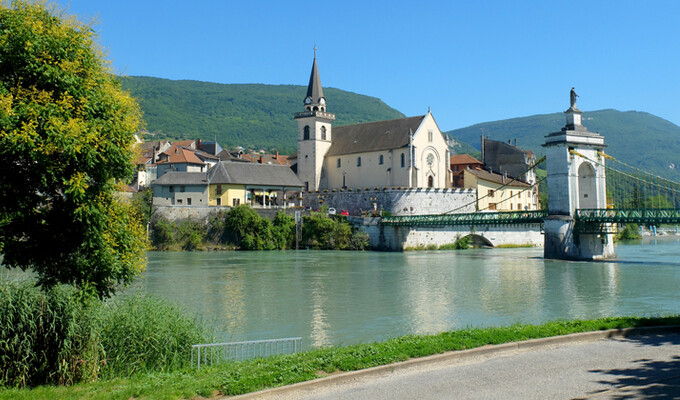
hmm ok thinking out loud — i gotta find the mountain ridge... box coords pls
[446,109,680,179]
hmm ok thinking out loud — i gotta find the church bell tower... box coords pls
[295,47,335,191]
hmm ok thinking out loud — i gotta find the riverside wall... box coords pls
[353,217,544,250]
[152,205,303,223]
[302,188,476,216]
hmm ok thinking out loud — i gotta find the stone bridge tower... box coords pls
[543,88,614,260]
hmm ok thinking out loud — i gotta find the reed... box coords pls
[98,294,209,378]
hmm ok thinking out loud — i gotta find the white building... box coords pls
[294,52,451,191]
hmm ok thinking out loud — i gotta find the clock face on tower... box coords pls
[319,98,326,105]
[304,97,312,105]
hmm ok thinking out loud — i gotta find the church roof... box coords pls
[326,115,426,156]
[208,161,303,188]
[306,55,324,102]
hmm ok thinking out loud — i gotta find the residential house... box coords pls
[207,161,303,207]
[481,137,537,185]
[463,168,537,211]
[151,172,209,206]
[155,142,207,178]
[450,154,484,187]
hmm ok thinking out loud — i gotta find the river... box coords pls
[122,236,680,349]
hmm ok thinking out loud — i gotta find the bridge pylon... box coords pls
[542,90,615,260]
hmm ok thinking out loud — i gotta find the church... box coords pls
[294,52,451,191]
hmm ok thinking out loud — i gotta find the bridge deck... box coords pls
[381,210,547,226]
[381,209,680,227]
[576,208,680,224]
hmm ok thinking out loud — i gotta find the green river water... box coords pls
[126,237,680,348]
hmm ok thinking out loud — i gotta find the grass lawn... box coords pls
[2,315,678,400]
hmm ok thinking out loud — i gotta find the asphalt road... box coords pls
[236,332,680,400]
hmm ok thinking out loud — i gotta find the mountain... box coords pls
[119,76,405,154]
[446,109,680,179]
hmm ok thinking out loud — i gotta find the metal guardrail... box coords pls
[381,210,548,227]
[575,208,680,224]
[191,337,302,370]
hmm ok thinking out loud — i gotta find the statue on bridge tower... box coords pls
[569,87,579,110]
[542,89,614,260]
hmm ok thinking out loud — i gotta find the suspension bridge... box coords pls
[382,153,680,228]
[376,96,680,260]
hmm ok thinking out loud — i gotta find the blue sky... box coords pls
[53,0,680,131]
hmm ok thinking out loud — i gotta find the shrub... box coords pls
[176,220,207,251]
[272,211,296,249]
[616,224,642,241]
[152,218,176,250]
[302,212,368,250]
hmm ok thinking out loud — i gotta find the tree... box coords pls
[0,2,147,298]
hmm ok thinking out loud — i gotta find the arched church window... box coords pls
[313,106,318,111]
[379,155,384,165]
[357,157,362,167]
[428,175,434,188]
[304,126,310,140]
[400,153,405,168]
[321,126,327,140]
[337,158,341,168]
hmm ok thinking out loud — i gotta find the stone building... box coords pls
[294,52,451,192]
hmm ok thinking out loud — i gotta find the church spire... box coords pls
[304,45,326,111]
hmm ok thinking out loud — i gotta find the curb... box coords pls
[227,325,680,399]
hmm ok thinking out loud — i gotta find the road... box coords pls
[233,332,680,400]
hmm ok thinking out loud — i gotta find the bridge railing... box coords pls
[381,210,548,226]
[575,208,680,224]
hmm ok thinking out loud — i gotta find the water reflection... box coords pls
[310,274,330,347]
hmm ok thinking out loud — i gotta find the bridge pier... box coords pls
[544,215,614,260]
[543,90,615,260]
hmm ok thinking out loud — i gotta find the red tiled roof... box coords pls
[156,147,205,165]
[450,154,482,165]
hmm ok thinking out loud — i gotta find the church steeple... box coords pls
[304,46,327,112]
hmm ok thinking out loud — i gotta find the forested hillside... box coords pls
[119,76,405,154]
[446,109,680,179]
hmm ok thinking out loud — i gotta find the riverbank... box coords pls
[2,316,678,400]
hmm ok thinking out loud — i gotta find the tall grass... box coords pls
[98,294,209,378]
[0,281,101,387]
[0,281,208,387]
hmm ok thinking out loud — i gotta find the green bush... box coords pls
[98,294,208,378]
[0,281,101,387]
[302,212,369,250]
[616,224,642,241]
[272,211,296,249]
[176,220,207,251]
[152,218,176,250]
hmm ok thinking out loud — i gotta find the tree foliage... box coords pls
[0,1,146,298]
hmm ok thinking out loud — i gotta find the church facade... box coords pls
[295,53,451,191]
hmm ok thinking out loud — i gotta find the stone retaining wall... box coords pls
[153,205,303,223]
[303,188,476,216]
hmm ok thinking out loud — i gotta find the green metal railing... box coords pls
[575,208,680,224]
[380,208,680,228]
[381,210,548,226]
